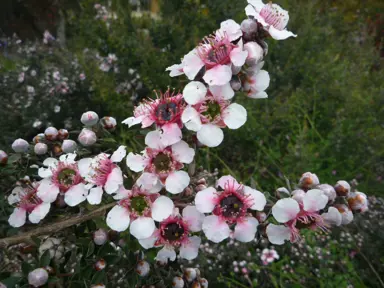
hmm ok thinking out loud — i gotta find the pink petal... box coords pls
[234,217,259,242]
[182,205,205,232]
[180,236,201,260]
[171,140,195,164]
[266,223,291,245]
[202,215,230,243]
[271,198,300,223]
[203,65,232,86]
[194,187,217,213]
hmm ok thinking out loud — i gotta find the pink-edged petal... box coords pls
[104,167,123,194]
[230,46,248,67]
[8,207,26,227]
[220,19,242,41]
[165,171,190,194]
[196,124,224,147]
[87,186,103,205]
[250,70,270,92]
[203,65,232,86]
[106,205,130,232]
[38,167,53,178]
[268,26,297,40]
[161,123,182,146]
[291,189,306,204]
[222,103,247,129]
[266,223,291,245]
[182,49,204,80]
[8,186,23,205]
[216,175,240,190]
[78,158,92,177]
[243,186,266,211]
[152,196,174,222]
[64,183,88,207]
[37,178,60,203]
[195,187,217,213]
[156,246,176,262]
[272,198,300,223]
[122,115,145,127]
[202,215,230,243]
[138,230,158,249]
[303,189,328,212]
[234,217,259,242]
[136,173,163,193]
[166,63,184,77]
[145,130,165,150]
[171,140,195,164]
[209,83,234,100]
[247,0,264,12]
[182,205,205,232]
[181,106,202,132]
[110,146,127,162]
[112,186,131,200]
[322,207,342,226]
[183,81,207,105]
[130,217,156,239]
[126,152,148,172]
[180,236,201,260]
[29,203,50,224]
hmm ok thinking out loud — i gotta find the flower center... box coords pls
[206,44,231,65]
[153,153,172,173]
[155,102,178,123]
[130,196,148,215]
[220,195,244,218]
[203,101,221,120]
[57,168,77,186]
[163,222,185,241]
[260,3,289,31]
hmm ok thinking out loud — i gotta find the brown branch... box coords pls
[0,202,116,249]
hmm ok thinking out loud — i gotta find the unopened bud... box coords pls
[93,229,108,246]
[316,184,336,202]
[255,211,267,222]
[347,192,368,213]
[0,150,8,165]
[33,133,45,143]
[172,276,185,288]
[62,139,77,153]
[12,138,29,153]
[91,285,106,288]
[241,19,258,35]
[28,268,49,287]
[298,172,319,190]
[44,127,59,141]
[81,111,99,126]
[53,143,62,156]
[230,78,242,91]
[184,268,197,282]
[100,116,117,130]
[58,129,69,140]
[200,278,208,288]
[244,42,264,66]
[34,143,48,155]
[183,186,193,196]
[291,189,305,203]
[197,178,207,185]
[136,260,150,276]
[78,128,97,146]
[94,259,106,271]
[334,204,353,225]
[191,281,201,288]
[44,266,55,275]
[334,180,350,197]
[195,184,207,192]
[275,187,290,198]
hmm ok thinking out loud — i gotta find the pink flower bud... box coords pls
[197,178,207,185]
[199,278,208,288]
[34,143,48,155]
[62,139,77,153]
[78,129,97,146]
[347,192,368,213]
[241,19,258,34]
[94,259,106,271]
[256,211,267,222]
[93,229,108,246]
[291,189,306,203]
[0,150,8,165]
[33,133,45,143]
[28,268,49,287]
[334,180,350,197]
[230,78,242,91]
[58,129,69,140]
[241,267,248,274]
[191,281,201,288]
[184,268,197,282]
[81,111,99,126]
[299,172,319,190]
[79,73,86,81]
[44,127,59,141]
[12,138,29,153]
[244,42,264,66]
[334,204,353,225]
[172,276,185,288]
[195,184,207,192]
[136,260,150,276]
[316,184,337,202]
[100,116,117,130]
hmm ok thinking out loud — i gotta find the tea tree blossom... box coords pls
[242,61,270,99]
[195,175,266,243]
[347,192,368,213]
[261,248,279,265]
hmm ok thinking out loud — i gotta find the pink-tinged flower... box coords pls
[106,185,174,239]
[78,146,126,204]
[347,192,368,213]
[122,90,184,147]
[138,206,204,262]
[298,172,320,190]
[316,184,337,203]
[37,153,88,207]
[245,0,297,40]
[334,180,350,197]
[195,175,266,243]
[261,248,279,265]
[8,183,50,227]
[321,207,342,227]
[334,204,354,225]
[242,61,270,99]
[126,140,194,194]
[267,189,328,245]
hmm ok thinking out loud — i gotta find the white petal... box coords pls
[272,198,300,223]
[126,152,148,172]
[250,70,270,93]
[106,205,130,232]
[243,186,266,211]
[202,215,230,243]
[268,26,297,41]
[234,217,259,242]
[209,83,235,100]
[29,203,50,224]
[43,157,58,168]
[160,123,182,147]
[145,130,166,150]
[64,183,88,207]
[266,224,291,245]
[38,167,53,178]
[247,0,264,12]
[171,141,195,164]
[182,49,205,80]
[222,103,247,129]
[220,19,242,41]
[322,207,342,226]
[248,91,268,99]
[87,186,103,205]
[194,187,217,213]
[130,217,156,239]
[104,167,123,194]
[138,231,158,249]
[181,106,202,132]
[8,186,23,205]
[8,208,26,227]
[180,236,201,260]
[303,189,328,212]
[182,205,205,232]
[60,153,77,163]
[230,47,248,67]
[37,178,60,203]
[166,63,184,77]
[203,65,232,86]
[78,158,92,178]
[110,146,127,162]
[122,115,144,127]
[183,81,207,105]
[216,175,241,190]
[152,196,174,222]
[156,246,176,262]
[165,171,190,194]
[113,186,131,200]
[197,124,224,147]
[136,173,163,193]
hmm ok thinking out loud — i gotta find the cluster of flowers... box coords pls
[94,3,118,28]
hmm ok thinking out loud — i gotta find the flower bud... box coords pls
[0,150,8,165]
[184,268,197,282]
[34,143,48,155]
[100,116,117,130]
[316,184,337,202]
[200,278,208,288]
[44,266,55,275]
[58,129,69,140]
[191,281,201,288]
[44,127,59,141]
[244,42,264,66]
[275,187,290,198]
[291,189,305,203]
[347,192,368,213]
[93,229,108,246]
[81,111,99,126]
[94,259,106,271]
[33,133,45,143]
[28,268,49,287]
[230,78,242,91]
[298,172,319,190]
[334,180,350,197]
[334,204,353,225]
[136,260,150,277]
[53,143,62,156]
[91,285,105,288]
[12,138,29,153]
[195,184,207,192]
[241,19,258,35]
[256,211,267,222]
[183,186,193,196]
[172,276,185,288]
[78,128,97,146]
[62,139,78,153]
[196,178,207,185]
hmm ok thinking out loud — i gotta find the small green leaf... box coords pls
[91,270,106,284]
[87,241,95,257]
[0,276,22,288]
[8,154,21,163]
[40,249,51,267]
